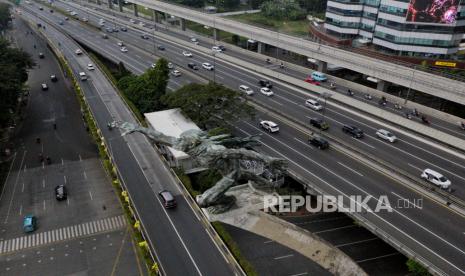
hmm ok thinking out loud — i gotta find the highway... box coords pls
[38,0,465,201]
[21,2,465,274]
[16,7,236,276]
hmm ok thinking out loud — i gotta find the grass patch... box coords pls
[212,222,258,276]
[229,13,309,37]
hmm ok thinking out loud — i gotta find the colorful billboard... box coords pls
[406,0,459,24]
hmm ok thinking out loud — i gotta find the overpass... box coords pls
[122,0,465,105]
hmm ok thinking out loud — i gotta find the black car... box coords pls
[39,7,43,10]
[39,53,44,59]
[309,117,329,130]
[188,62,199,70]
[141,34,149,39]
[157,45,165,50]
[159,190,176,209]
[120,26,127,31]
[342,125,364,138]
[218,45,226,51]
[258,79,272,88]
[55,185,67,200]
[50,75,58,82]
[308,135,329,149]
[50,9,54,13]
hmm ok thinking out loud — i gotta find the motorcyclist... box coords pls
[461,122,465,130]
[364,93,372,100]
[347,89,353,96]
[266,58,271,64]
[421,115,429,124]
[280,62,284,68]
[36,137,41,143]
[330,83,336,89]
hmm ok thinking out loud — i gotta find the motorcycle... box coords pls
[266,58,272,64]
[279,62,284,69]
[394,103,402,110]
[421,116,430,125]
[39,153,44,163]
[364,93,372,100]
[378,99,387,106]
[36,137,41,144]
[347,89,354,97]
[46,157,51,164]
[330,83,336,90]
[459,122,465,130]
[405,113,412,120]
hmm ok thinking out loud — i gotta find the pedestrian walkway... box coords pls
[0,215,126,254]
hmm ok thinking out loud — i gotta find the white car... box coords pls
[139,22,145,27]
[117,41,124,47]
[182,51,193,57]
[87,63,95,70]
[376,129,397,143]
[99,19,105,24]
[239,85,254,96]
[260,87,274,96]
[75,49,83,55]
[168,62,173,69]
[120,47,128,52]
[260,120,279,133]
[202,62,214,70]
[129,19,135,23]
[190,37,199,45]
[171,70,181,77]
[212,46,222,52]
[421,168,451,189]
[82,17,88,22]
[305,99,323,111]
[151,63,156,69]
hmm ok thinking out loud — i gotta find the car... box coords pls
[70,11,77,16]
[99,18,105,24]
[171,70,181,77]
[217,45,226,51]
[120,47,128,52]
[376,129,397,143]
[82,17,88,22]
[75,49,83,55]
[212,46,222,52]
[23,215,37,233]
[39,7,43,10]
[258,79,272,88]
[141,34,149,39]
[305,99,323,111]
[202,62,214,70]
[139,22,146,27]
[105,27,113,33]
[129,18,136,23]
[50,9,54,13]
[159,190,176,208]
[239,85,254,96]
[58,20,64,25]
[66,8,71,12]
[168,62,174,69]
[309,117,329,130]
[41,83,48,91]
[99,22,105,27]
[102,33,108,39]
[113,27,119,32]
[79,72,88,81]
[342,125,364,138]
[117,41,124,47]
[55,185,67,200]
[421,169,451,189]
[260,120,279,133]
[304,77,320,85]
[151,63,156,69]
[120,26,127,31]
[39,52,44,59]
[190,37,199,44]
[308,135,329,149]
[157,45,165,50]
[64,17,69,21]
[182,51,193,57]
[260,87,274,96]
[87,63,95,70]
[188,62,199,70]
[50,75,58,82]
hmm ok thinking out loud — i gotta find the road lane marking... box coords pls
[0,152,17,202]
[274,254,294,260]
[19,205,22,216]
[356,252,400,263]
[353,138,375,149]
[21,182,24,193]
[43,200,46,210]
[289,273,308,276]
[4,150,27,224]
[263,240,274,244]
[407,163,422,171]
[83,171,87,180]
[268,98,283,106]
[337,162,364,177]
[64,175,67,184]
[89,191,93,200]
[335,237,379,248]
[314,224,357,234]
[293,138,312,149]
[42,179,45,189]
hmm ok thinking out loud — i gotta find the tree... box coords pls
[177,0,204,8]
[406,259,431,276]
[0,3,12,31]
[250,0,266,9]
[219,0,240,10]
[297,0,326,14]
[114,61,131,80]
[260,0,306,20]
[162,82,255,130]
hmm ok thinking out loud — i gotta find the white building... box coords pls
[145,108,201,172]
[324,0,465,57]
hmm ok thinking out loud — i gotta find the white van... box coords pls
[239,85,254,95]
[79,72,88,81]
[421,168,451,189]
[305,99,323,111]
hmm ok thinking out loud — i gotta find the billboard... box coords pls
[406,0,459,24]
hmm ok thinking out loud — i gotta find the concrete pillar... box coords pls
[108,0,113,9]
[180,18,186,31]
[96,0,101,5]
[257,42,264,54]
[118,0,123,12]
[133,3,138,17]
[376,80,389,92]
[317,60,327,73]
[213,28,219,41]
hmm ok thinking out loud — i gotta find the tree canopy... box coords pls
[0,3,12,31]
[260,0,306,20]
[117,58,169,113]
[162,82,255,130]
[0,38,34,126]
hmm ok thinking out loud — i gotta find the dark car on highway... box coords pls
[308,135,329,149]
[309,117,329,130]
[159,190,176,209]
[342,125,364,138]
[55,185,67,201]
[39,52,44,59]
[188,62,199,70]
[157,45,165,50]
[258,79,272,88]
[50,75,58,82]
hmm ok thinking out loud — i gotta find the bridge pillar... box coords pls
[96,0,101,5]
[257,42,264,54]
[180,18,186,31]
[118,0,123,12]
[317,60,327,73]
[133,3,138,17]
[108,0,113,9]
[376,80,389,92]
[213,28,219,41]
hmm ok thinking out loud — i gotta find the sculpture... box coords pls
[114,121,287,213]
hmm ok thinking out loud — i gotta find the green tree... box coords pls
[113,61,131,80]
[250,0,266,9]
[177,0,204,8]
[297,0,326,14]
[260,0,306,20]
[406,259,431,276]
[162,82,255,130]
[219,0,240,10]
[0,3,12,31]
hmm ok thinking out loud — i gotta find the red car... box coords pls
[304,77,320,85]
